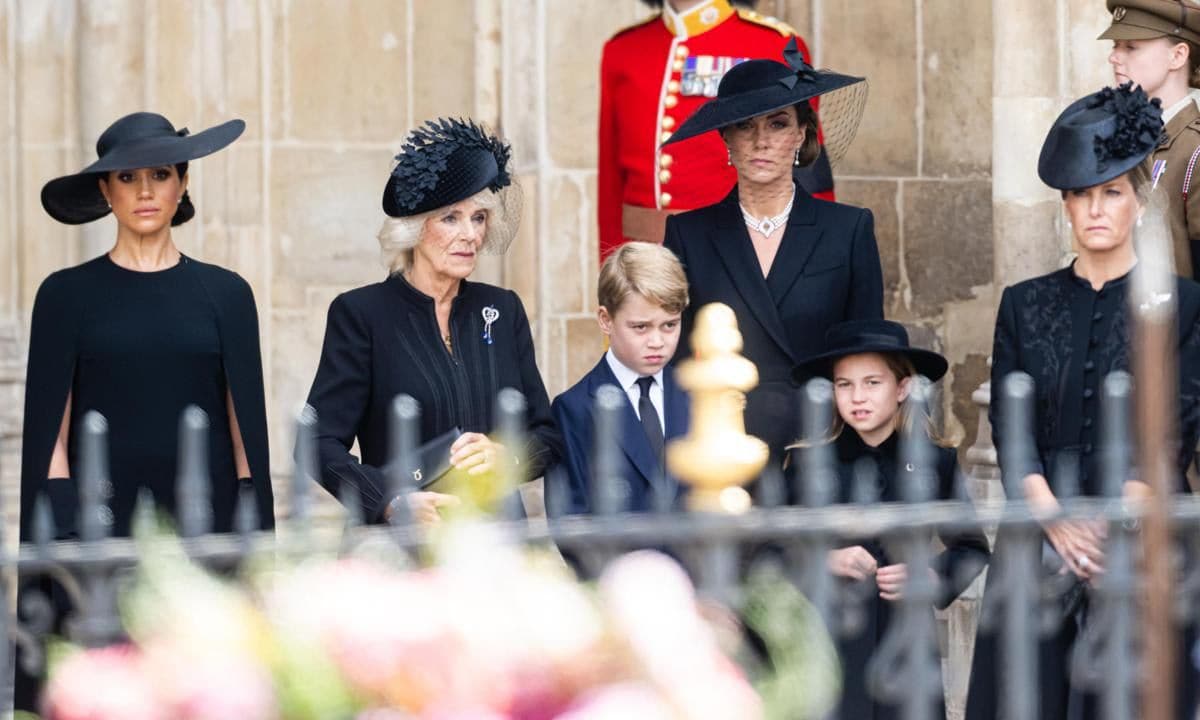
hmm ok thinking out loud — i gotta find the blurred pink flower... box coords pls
[148,652,276,720]
[42,645,164,720]
[557,683,675,720]
[599,552,762,720]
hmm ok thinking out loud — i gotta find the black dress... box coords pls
[304,273,562,521]
[19,254,274,537]
[664,186,883,460]
[790,430,989,720]
[15,254,274,711]
[965,265,1200,719]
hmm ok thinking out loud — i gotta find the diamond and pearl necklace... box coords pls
[739,185,794,238]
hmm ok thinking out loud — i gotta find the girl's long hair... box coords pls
[786,352,951,453]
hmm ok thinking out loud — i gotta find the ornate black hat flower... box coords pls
[383,117,513,217]
[1037,82,1163,191]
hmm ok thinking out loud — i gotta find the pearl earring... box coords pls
[727,149,732,166]
[794,148,802,167]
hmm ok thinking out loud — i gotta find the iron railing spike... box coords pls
[77,411,111,543]
[176,405,211,537]
[800,378,836,507]
[591,385,628,516]
[32,493,55,550]
[292,404,319,525]
[387,395,421,527]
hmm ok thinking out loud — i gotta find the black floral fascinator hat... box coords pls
[41,112,244,225]
[1038,82,1164,191]
[382,117,522,254]
[663,38,868,166]
[792,319,948,385]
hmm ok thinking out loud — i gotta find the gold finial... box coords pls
[667,303,769,513]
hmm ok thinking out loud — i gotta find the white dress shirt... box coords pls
[605,349,666,434]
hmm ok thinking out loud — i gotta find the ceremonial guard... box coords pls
[1102,0,1200,278]
[598,0,833,259]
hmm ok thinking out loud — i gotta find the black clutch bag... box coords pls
[387,427,463,490]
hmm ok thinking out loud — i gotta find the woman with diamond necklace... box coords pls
[663,39,882,465]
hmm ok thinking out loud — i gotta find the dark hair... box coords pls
[171,161,194,226]
[1185,40,1200,87]
[793,102,821,167]
[639,0,756,6]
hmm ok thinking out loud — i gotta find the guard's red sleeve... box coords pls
[598,40,624,262]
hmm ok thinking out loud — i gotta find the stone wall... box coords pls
[0,0,1119,516]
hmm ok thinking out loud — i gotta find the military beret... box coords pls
[1099,0,1200,46]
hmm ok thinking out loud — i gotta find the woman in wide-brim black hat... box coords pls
[17,111,274,710]
[662,38,882,462]
[303,117,562,525]
[965,83,1200,720]
[787,319,988,719]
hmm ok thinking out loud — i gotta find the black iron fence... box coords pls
[4,373,1200,720]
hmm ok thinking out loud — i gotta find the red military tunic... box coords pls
[598,0,832,260]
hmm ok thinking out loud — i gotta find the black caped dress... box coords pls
[15,254,274,710]
[965,264,1200,719]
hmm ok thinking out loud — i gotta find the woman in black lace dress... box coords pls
[964,84,1200,719]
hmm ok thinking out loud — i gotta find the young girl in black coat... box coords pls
[789,319,989,720]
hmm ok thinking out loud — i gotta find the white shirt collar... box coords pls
[605,349,663,391]
[1162,89,1200,125]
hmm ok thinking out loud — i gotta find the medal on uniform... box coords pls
[1152,159,1167,189]
[681,56,703,96]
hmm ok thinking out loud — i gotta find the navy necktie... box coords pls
[636,376,664,460]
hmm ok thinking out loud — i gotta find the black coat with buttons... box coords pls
[966,264,1200,720]
[303,274,562,522]
[989,264,1200,496]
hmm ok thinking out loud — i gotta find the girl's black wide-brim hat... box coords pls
[1037,82,1163,191]
[382,117,521,254]
[41,112,245,225]
[663,38,868,165]
[793,319,949,384]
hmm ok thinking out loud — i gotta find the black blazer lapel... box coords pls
[765,187,822,305]
[709,190,796,360]
[587,360,659,487]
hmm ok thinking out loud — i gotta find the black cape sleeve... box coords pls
[191,262,275,530]
[19,270,84,540]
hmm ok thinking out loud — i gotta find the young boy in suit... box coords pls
[549,242,690,515]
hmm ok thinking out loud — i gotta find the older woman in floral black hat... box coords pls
[18,111,273,710]
[662,40,881,465]
[965,83,1200,720]
[304,118,561,524]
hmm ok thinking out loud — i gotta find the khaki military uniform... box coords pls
[1150,99,1200,279]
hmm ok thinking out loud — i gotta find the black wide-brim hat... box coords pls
[663,38,867,165]
[41,112,245,225]
[1037,82,1163,191]
[793,319,948,384]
